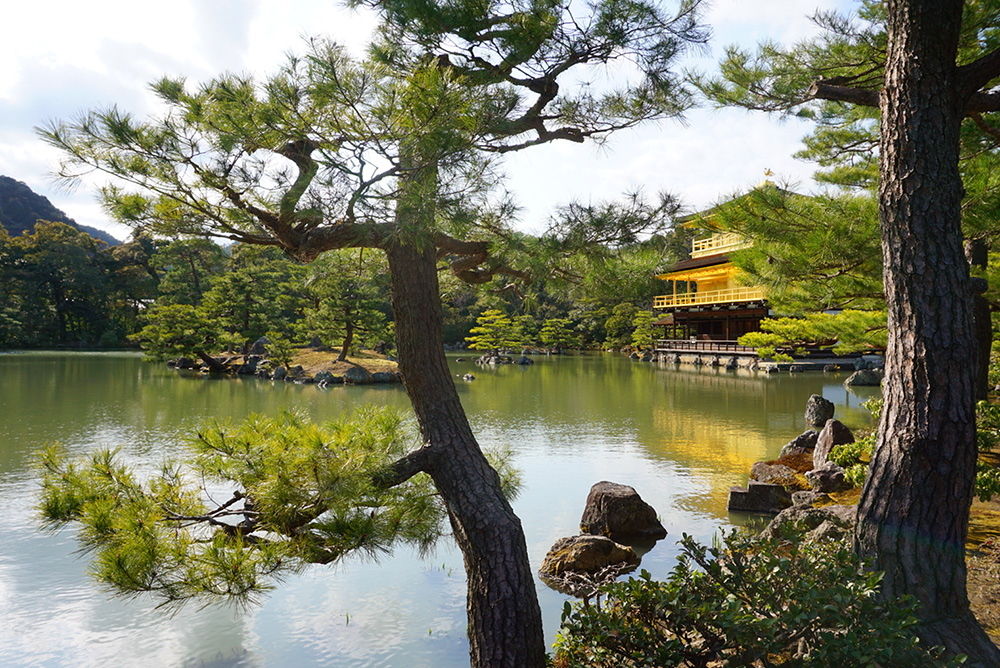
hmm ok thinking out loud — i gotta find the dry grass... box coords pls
[969,534,1000,642]
[290,348,399,376]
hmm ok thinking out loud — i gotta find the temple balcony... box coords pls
[690,232,751,258]
[654,285,766,309]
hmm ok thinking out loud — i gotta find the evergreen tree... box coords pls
[301,249,391,360]
[131,302,225,370]
[701,2,1000,661]
[200,244,304,345]
[152,238,227,307]
[539,318,580,350]
[604,302,639,350]
[40,3,707,665]
[630,310,655,351]
[465,308,515,351]
[13,221,116,346]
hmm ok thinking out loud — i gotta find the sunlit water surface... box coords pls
[0,351,879,667]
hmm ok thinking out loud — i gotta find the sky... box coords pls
[0,0,857,241]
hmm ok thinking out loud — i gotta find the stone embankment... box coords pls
[647,350,886,384]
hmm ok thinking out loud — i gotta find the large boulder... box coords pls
[750,461,810,491]
[779,430,819,458]
[516,356,535,365]
[314,370,343,386]
[762,504,856,542]
[804,394,835,429]
[813,419,855,469]
[343,366,372,384]
[805,462,852,494]
[248,336,269,356]
[791,490,832,507]
[271,366,288,381]
[538,534,640,578]
[371,371,399,384]
[579,481,667,541]
[726,481,792,514]
[237,355,261,375]
[844,369,884,387]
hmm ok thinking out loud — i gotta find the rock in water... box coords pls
[750,461,810,491]
[343,366,372,384]
[844,369,884,387]
[804,394,835,429]
[726,481,792,514]
[579,481,667,541]
[538,535,640,578]
[762,504,856,542]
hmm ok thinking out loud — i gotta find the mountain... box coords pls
[0,176,120,246]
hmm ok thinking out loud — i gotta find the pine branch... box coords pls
[958,47,1000,99]
[372,446,434,488]
[807,80,879,108]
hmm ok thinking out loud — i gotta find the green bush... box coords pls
[833,398,1000,500]
[844,463,869,487]
[830,398,878,470]
[829,437,873,468]
[976,400,1000,452]
[553,526,962,667]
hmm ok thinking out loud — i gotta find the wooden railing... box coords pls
[654,339,757,353]
[654,286,766,309]
[691,233,750,257]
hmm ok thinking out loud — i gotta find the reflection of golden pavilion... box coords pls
[654,229,767,343]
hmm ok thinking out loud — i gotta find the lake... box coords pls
[0,351,878,667]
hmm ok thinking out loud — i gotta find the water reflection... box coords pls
[0,351,877,667]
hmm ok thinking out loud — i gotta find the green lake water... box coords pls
[0,351,879,667]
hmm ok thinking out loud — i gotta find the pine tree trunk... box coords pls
[338,319,353,362]
[855,1,1000,663]
[385,240,546,668]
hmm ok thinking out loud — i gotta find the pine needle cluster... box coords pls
[36,407,505,610]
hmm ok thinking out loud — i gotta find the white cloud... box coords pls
[0,0,862,240]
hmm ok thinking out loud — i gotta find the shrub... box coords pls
[833,398,1000,500]
[553,526,961,667]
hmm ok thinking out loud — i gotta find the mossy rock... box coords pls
[538,535,640,578]
[750,461,811,492]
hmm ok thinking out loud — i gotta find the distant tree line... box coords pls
[0,219,692,354]
[0,221,147,348]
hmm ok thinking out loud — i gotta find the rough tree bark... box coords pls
[386,240,546,668]
[854,0,1000,662]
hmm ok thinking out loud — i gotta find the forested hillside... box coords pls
[0,176,119,246]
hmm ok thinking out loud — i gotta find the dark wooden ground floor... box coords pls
[654,303,768,342]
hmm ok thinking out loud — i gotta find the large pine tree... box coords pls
[40,3,706,666]
[705,1,1000,662]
